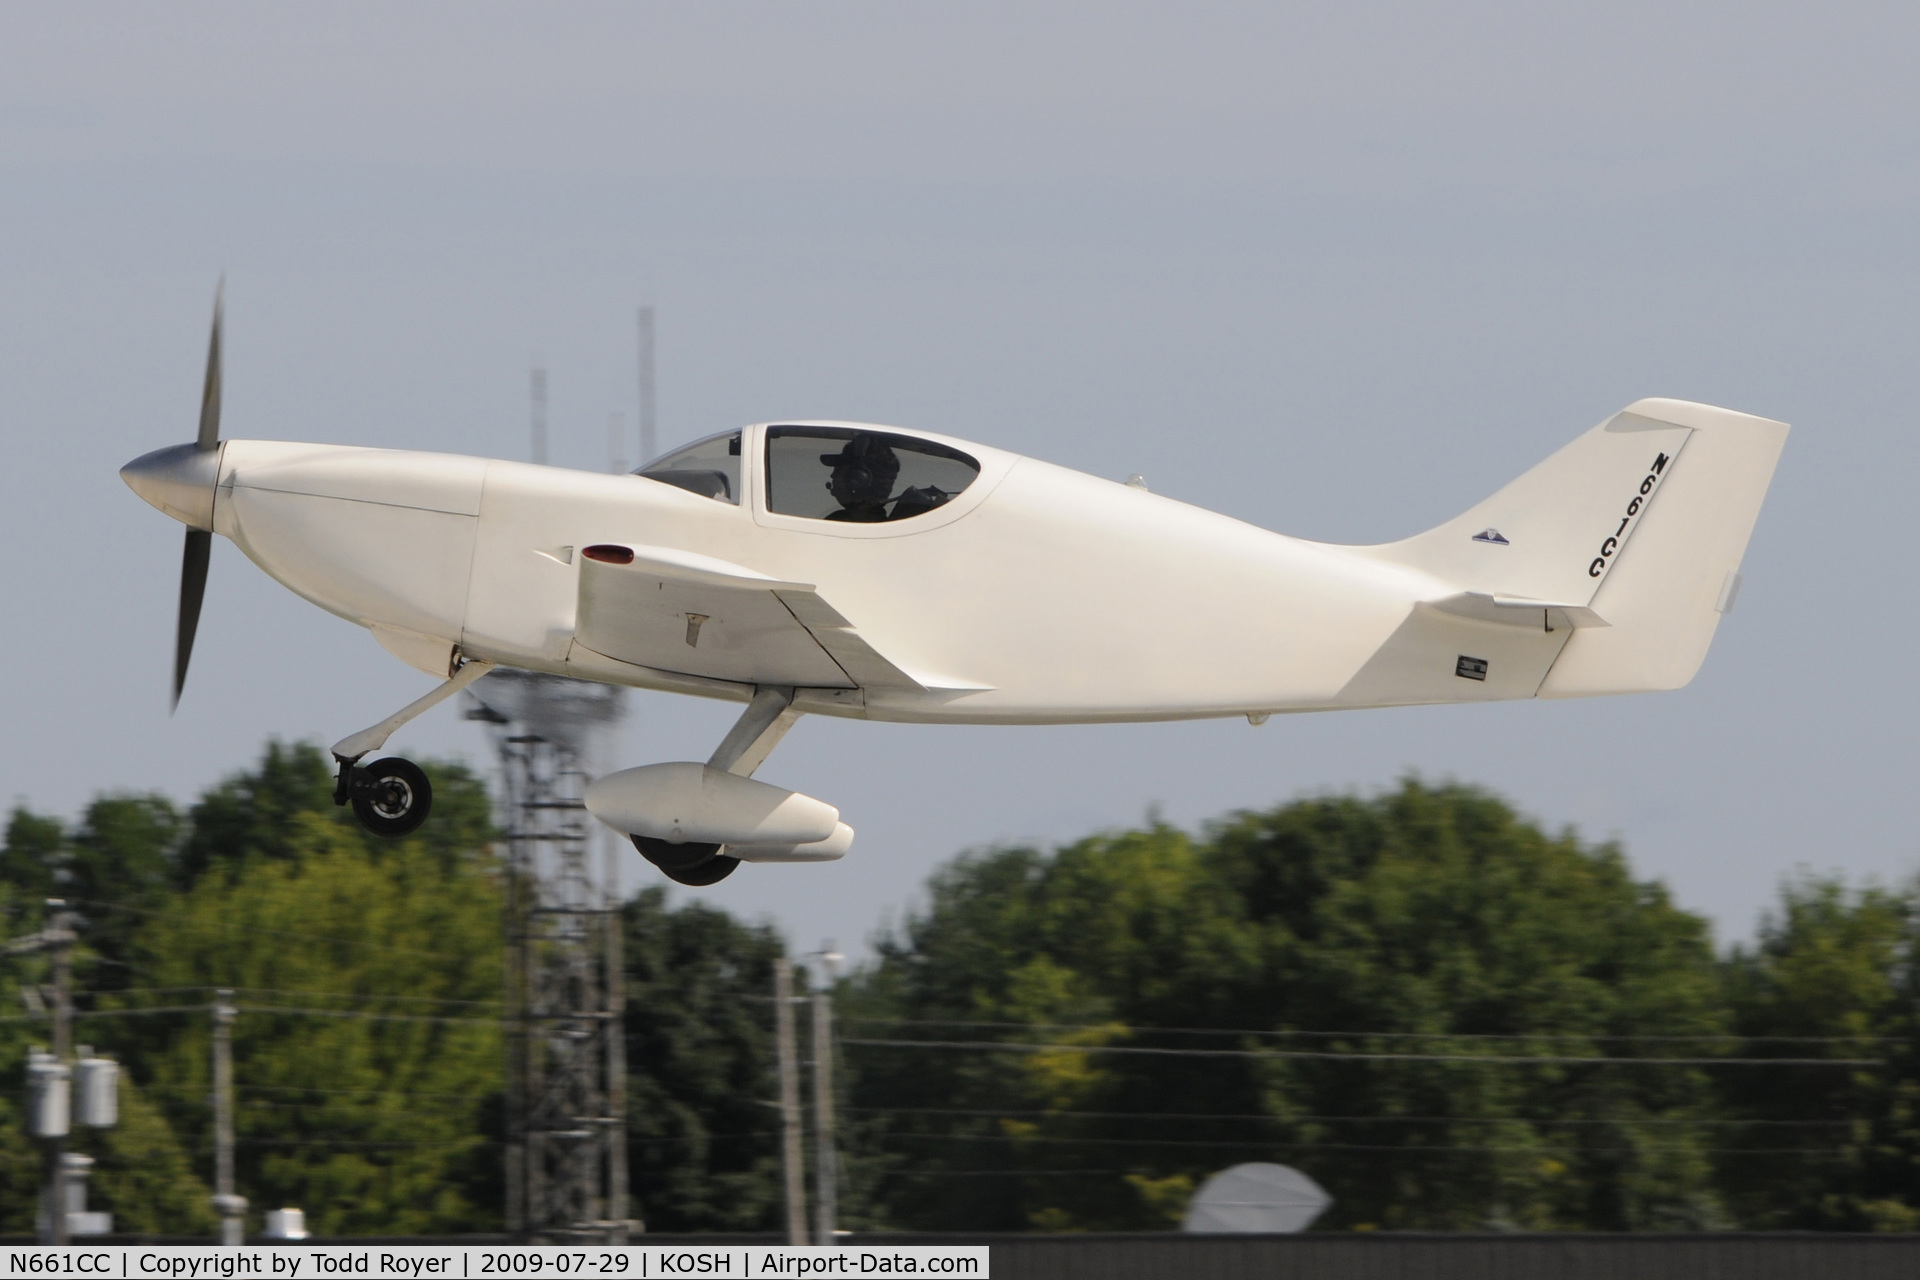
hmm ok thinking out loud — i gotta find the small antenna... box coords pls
[530,366,548,466]
[637,307,656,465]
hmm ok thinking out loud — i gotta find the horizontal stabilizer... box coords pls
[1426,592,1608,630]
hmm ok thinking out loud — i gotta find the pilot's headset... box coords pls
[822,435,897,502]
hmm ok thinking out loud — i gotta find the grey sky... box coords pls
[4,3,1917,956]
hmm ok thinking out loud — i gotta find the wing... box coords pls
[572,543,927,691]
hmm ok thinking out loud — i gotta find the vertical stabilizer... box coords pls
[1360,398,1789,697]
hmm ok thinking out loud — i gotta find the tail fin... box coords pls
[1364,398,1789,696]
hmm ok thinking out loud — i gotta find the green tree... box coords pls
[0,804,211,1233]
[124,802,505,1235]
[1718,876,1916,1230]
[0,742,506,1237]
[176,741,494,889]
[68,793,185,989]
[844,781,1730,1232]
[621,887,789,1232]
[0,810,62,923]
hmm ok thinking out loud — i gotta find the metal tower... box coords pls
[468,671,633,1241]
[637,307,656,465]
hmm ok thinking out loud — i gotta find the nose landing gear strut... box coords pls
[329,658,495,837]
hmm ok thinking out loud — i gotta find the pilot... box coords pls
[821,434,901,522]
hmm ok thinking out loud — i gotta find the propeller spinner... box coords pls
[120,281,224,708]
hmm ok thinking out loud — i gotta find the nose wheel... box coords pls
[335,756,434,837]
[325,659,494,838]
[632,835,739,886]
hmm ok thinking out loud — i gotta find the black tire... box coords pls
[664,854,740,886]
[632,835,739,885]
[350,757,433,837]
[632,835,722,870]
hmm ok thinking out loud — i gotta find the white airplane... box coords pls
[123,294,1789,885]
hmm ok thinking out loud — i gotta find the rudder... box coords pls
[1538,399,1788,696]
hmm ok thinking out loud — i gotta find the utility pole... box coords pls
[811,991,837,1243]
[531,367,549,466]
[636,308,656,465]
[13,903,116,1244]
[774,960,808,1245]
[10,900,79,1244]
[604,821,629,1244]
[802,940,844,1243]
[49,903,71,1247]
[211,990,245,1246]
[608,412,627,476]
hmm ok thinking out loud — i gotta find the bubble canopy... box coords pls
[766,426,980,523]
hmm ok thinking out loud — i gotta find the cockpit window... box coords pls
[637,431,741,503]
[765,427,980,523]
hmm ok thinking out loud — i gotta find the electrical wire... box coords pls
[863,1131,1852,1157]
[77,985,506,1010]
[238,1004,497,1027]
[843,1017,1898,1048]
[843,1107,1854,1129]
[64,898,491,962]
[840,1038,1880,1068]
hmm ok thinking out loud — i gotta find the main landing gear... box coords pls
[329,658,495,838]
[631,685,803,887]
[632,837,740,887]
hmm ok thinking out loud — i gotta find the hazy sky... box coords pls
[5,3,1919,956]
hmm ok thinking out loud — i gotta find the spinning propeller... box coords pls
[119,282,226,709]
[176,284,222,708]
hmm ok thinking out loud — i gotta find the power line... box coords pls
[865,1131,1853,1157]
[66,898,491,962]
[840,1038,1880,1068]
[144,1083,485,1102]
[879,1148,1858,1176]
[83,986,506,1010]
[845,1107,1854,1129]
[238,1004,496,1027]
[236,1137,498,1151]
[0,1003,498,1026]
[844,1018,1896,1048]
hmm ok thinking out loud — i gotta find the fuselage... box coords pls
[148,421,1571,724]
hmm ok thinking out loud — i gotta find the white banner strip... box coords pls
[0,1245,991,1279]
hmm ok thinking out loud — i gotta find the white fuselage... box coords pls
[203,421,1575,724]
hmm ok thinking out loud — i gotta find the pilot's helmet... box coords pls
[820,434,900,502]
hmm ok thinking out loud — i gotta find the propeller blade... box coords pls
[197,281,223,452]
[174,528,211,709]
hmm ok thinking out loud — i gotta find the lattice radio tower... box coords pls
[469,669,631,1241]
[463,358,640,1240]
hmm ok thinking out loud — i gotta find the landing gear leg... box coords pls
[330,659,494,837]
[708,685,801,778]
[631,685,803,886]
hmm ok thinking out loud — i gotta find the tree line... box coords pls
[0,742,1915,1234]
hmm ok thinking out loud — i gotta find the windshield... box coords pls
[637,431,741,503]
[765,426,980,523]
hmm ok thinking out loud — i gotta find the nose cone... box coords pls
[121,442,221,530]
